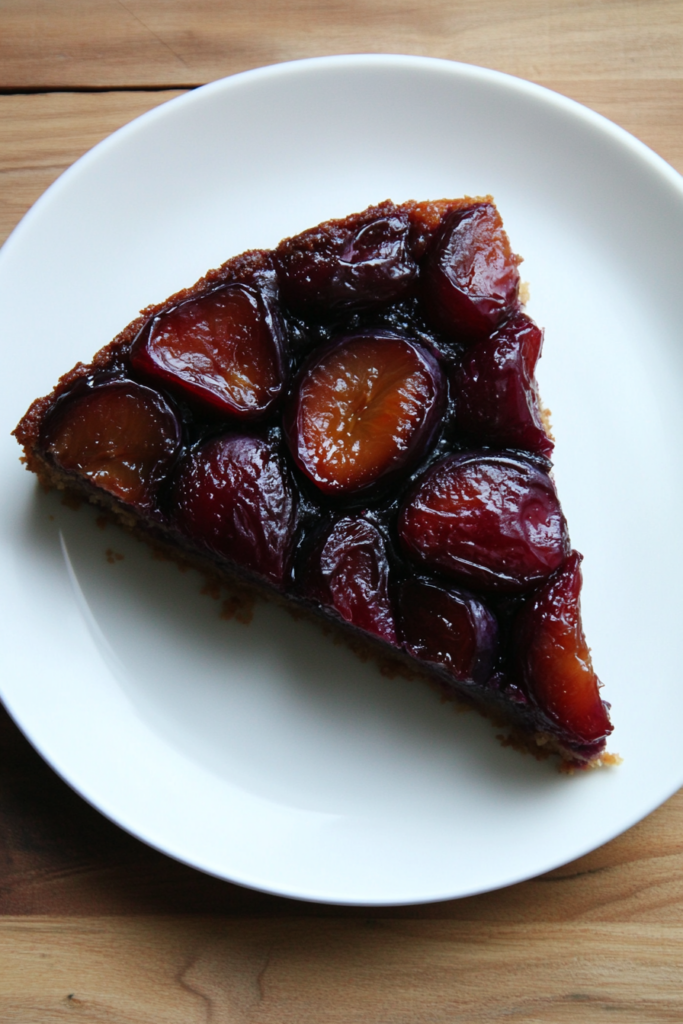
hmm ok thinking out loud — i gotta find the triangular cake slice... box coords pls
[14,198,615,769]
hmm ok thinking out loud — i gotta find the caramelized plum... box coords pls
[398,452,569,592]
[399,577,498,684]
[41,380,181,510]
[453,312,553,457]
[422,203,520,345]
[130,283,285,420]
[276,209,418,314]
[299,517,398,644]
[407,198,475,260]
[173,434,297,586]
[284,331,446,497]
[514,552,612,746]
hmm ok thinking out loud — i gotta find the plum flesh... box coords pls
[398,452,569,592]
[285,331,446,498]
[422,203,521,345]
[172,433,298,586]
[299,516,398,644]
[453,312,553,457]
[41,379,182,511]
[514,551,612,747]
[130,283,285,420]
[399,577,498,685]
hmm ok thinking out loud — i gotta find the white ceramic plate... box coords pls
[2,55,683,905]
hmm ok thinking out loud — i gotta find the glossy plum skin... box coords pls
[299,517,398,644]
[514,551,612,745]
[453,312,553,457]
[398,452,570,592]
[422,203,521,345]
[398,577,498,685]
[284,331,446,497]
[130,283,285,420]
[276,209,418,315]
[41,380,182,511]
[173,434,298,586]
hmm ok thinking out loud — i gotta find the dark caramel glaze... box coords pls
[13,197,613,767]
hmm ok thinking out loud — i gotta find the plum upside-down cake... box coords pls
[14,197,617,769]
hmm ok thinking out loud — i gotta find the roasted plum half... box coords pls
[41,379,182,511]
[398,577,498,685]
[299,516,398,644]
[422,202,521,345]
[276,206,418,315]
[514,551,612,750]
[284,331,446,498]
[172,433,298,586]
[398,452,569,592]
[453,312,553,457]
[130,283,285,420]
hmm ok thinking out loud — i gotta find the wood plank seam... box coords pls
[0,85,202,94]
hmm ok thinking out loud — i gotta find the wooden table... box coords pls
[2,3,683,1020]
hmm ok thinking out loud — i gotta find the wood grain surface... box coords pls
[4,917,683,1023]
[1,0,682,90]
[3,2,683,1020]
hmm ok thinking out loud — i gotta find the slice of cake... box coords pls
[13,197,615,769]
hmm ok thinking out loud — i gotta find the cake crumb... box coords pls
[96,515,108,530]
[559,750,623,774]
[451,701,472,714]
[379,658,410,679]
[496,730,552,762]
[61,493,82,511]
[574,751,622,771]
[519,281,531,305]
[201,579,222,601]
[539,401,555,442]
[105,548,124,564]
[198,576,255,625]
[220,591,255,625]
[151,546,188,571]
